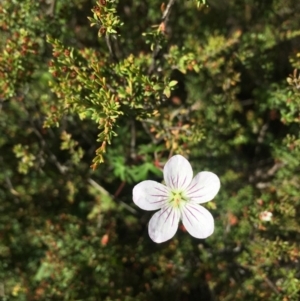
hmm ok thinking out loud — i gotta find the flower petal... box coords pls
[186,171,220,204]
[164,155,193,190]
[133,180,169,210]
[181,204,214,239]
[148,206,180,243]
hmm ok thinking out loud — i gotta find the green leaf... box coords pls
[163,86,171,98]
[169,80,178,87]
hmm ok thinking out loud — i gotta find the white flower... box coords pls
[259,211,273,222]
[133,155,221,243]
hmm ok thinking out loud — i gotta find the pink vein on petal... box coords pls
[180,175,187,188]
[171,176,176,188]
[154,186,169,194]
[189,204,204,214]
[164,207,173,224]
[187,181,198,191]
[188,188,204,196]
[187,183,204,196]
[149,186,169,203]
[189,193,206,200]
[182,209,193,226]
[171,210,175,226]
[185,205,201,222]
[149,198,167,204]
[159,206,169,218]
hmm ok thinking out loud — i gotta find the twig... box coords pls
[105,34,119,63]
[114,181,126,198]
[130,120,137,160]
[148,0,176,74]
[88,178,137,215]
[0,156,20,202]
[5,176,20,197]
[141,121,161,144]
[0,282,5,298]
[257,123,269,144]
[46,0,57,16]
[264,276,280,294]
[31,127,68,174]
[162,0,177,23]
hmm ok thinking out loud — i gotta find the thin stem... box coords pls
[46,0,57,16]
[130,119,137,160]
[162,0,176,23]
[148,0,176,74]
[105,34,119,63]
[88,178,137,214]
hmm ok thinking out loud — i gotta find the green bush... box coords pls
[0,0,300,300]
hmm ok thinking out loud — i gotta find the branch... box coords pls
[130,120,137,160]
[105,34,119,63]
[148,0,176,74]
[31,127,69,174]
[263,276,280,295]
[88,178,137,215]
[162,0,177,23]
[46,0,57,16]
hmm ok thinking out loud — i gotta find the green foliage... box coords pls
[0,0,300,300]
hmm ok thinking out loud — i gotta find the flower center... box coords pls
[169,190,187,208]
